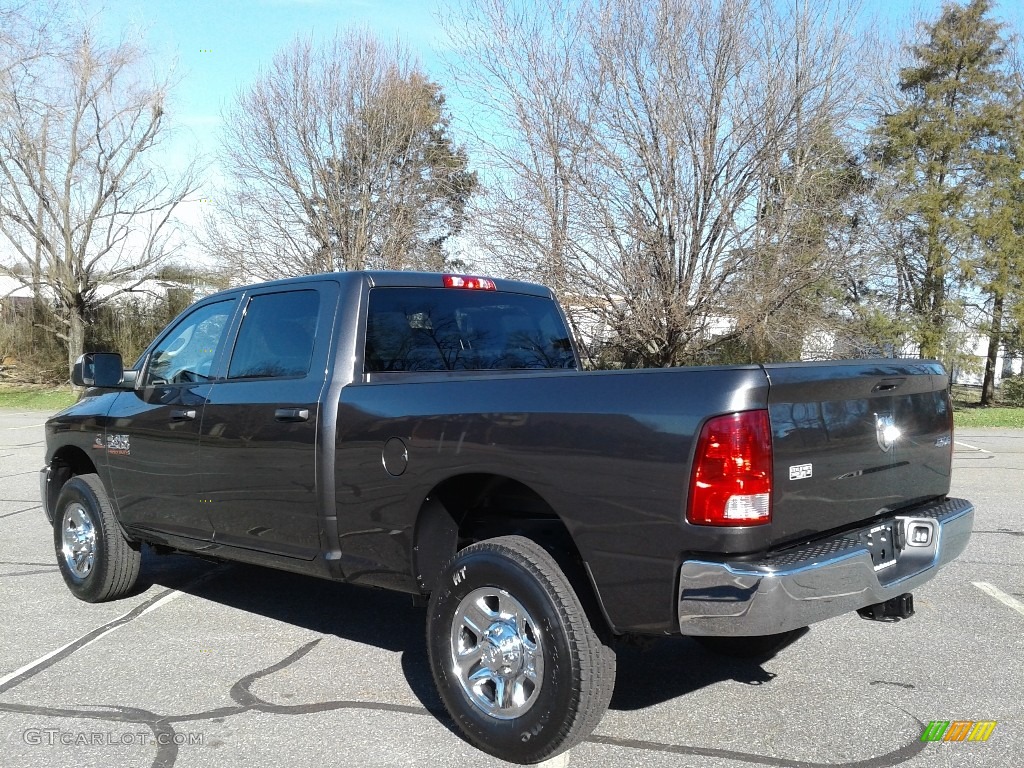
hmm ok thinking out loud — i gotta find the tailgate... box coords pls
[764,360,953,547]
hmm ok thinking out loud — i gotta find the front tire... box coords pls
[426,535,615,764]
[53,474,141,602]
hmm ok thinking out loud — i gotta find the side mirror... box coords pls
[72,352,125,388]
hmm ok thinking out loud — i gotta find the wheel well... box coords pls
[413,473,610,618]
[46,446,98,521]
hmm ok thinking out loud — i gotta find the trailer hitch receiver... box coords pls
[857,593,915,622]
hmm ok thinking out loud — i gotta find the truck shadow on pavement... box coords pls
[610,634,798,711]
[145,555,448,714]
[150,552,793,716]
[1,551,927,768]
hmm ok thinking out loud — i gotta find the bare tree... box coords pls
[206,29,476,281]
[1,1,66,299]
[448,0,867,367]
[0,18,200,377]
[442,0,598,358]
[0,1,58,75]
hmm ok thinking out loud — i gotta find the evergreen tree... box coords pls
[209,31,477,280]
[870,0,1011,362]
[309,73,477,272]
[967,88,1024,405]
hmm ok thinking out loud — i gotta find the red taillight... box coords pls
[443,274,496,291]
[687,410,773,526]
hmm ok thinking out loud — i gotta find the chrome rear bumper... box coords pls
[677,497,974,636]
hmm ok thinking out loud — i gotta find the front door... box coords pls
[106,297,238,540]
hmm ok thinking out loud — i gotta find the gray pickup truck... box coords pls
[40,271,973,764]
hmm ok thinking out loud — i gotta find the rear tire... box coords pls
[427,535,615,764]
[53,474,141,602]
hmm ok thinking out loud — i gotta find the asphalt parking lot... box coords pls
[0,407,1020,768]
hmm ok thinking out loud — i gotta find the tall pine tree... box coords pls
[968,90,1024,405]
[871,0,1012,362]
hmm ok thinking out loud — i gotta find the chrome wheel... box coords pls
[450,586,544,719]
[428,536,617,762]
[61,503,96,579]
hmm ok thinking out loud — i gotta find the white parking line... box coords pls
[973,582,1024,618]
[137,589,185,617]
[5,423,44,430]
[0,563,231,693]
[955,441,993,454]
[0,590,185,690]
[0,637,82,689]
[538,753,570,768]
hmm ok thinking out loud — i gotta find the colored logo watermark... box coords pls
[920,720,997,742]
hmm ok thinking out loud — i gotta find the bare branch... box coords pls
[450,0,868,366]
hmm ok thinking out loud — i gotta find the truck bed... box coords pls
[333,360,955,634]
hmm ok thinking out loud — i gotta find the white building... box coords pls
[949,334,1023,387]
[1,274,216,315]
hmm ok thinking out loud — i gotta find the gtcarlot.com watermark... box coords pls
[23,728,203,747]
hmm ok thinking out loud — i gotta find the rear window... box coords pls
[365,288,577,372]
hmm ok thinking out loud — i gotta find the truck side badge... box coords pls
[107,434,130,456]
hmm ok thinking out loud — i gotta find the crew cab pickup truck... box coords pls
[40,271,974,764]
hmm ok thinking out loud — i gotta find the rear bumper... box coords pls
[677,497,974,636]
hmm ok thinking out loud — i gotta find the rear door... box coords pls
[766,360,953,546]
[199,282,338,559]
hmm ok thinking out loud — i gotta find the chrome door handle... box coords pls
[169,409,196,421]
[274,408,309,422]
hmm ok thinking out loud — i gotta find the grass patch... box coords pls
[951,384,1024,428]
[953,406,1024,429]
[0,384,77,412]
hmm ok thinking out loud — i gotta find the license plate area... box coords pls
[861,521,904,572]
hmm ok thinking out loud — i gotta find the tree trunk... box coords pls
[67,309,86,385]
[980,293,1004,406]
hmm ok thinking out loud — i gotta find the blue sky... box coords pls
[90,1,449,166]
[79,0,1024,254]
[87,0,1024,167]
[85,0,454,242]
[120,1,446,121]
